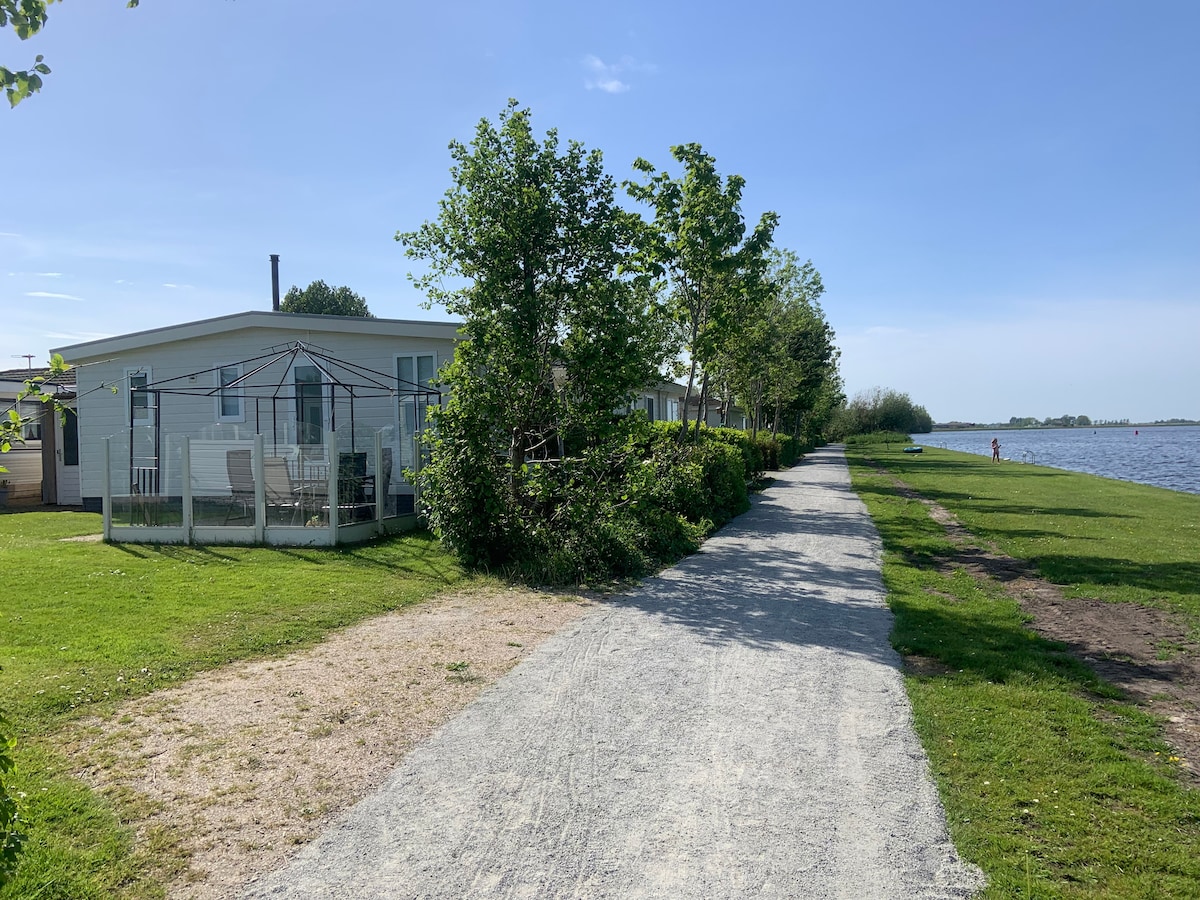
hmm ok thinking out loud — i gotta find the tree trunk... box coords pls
[678,357,699,444]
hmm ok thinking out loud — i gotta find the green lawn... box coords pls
[0,509,465,899]
[847,445,1200,898]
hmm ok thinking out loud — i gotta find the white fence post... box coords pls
[181,436,193,544]
[374,430,384,528]
[254,433,266,543]
[326,430,339,540]
[102,437,112,541]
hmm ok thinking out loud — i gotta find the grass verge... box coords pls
[0,509,465,899]
[847,445,1200,898]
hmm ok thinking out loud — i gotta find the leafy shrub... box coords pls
[696,440,751,524]
[704,427,764,481]
[420,414,762,585]
[0,711,23,887]
[776,435,802,467]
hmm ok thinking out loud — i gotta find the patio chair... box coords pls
[224,449,255,524]
[263,457,302,525]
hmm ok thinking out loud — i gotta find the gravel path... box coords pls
[243,447,984,899]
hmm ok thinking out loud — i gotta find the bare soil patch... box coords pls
[893,477,1200,783]
[61,584,594,899]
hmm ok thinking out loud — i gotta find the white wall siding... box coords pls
[68,325,455,505]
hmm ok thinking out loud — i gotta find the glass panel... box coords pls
[295,365,323,445]
[110,494,184,527]
[417,354,435,385]
[398,396,432,470]
[130,372,149,420]
[219,366,241,418]
[190,441,257,526]
[398,356,414,388]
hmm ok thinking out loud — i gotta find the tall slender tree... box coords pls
[626,144,777,441]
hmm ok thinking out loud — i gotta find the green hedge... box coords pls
[421,418,802,584]
[843,430,912,447]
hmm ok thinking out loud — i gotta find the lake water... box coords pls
[918,425,1200,496]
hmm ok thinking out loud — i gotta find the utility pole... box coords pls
[11,354,35,371]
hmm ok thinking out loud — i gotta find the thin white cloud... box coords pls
[583,54,655,93]
[43,330,115,343]
[163,283,179,288]
[35,272,63,278]
[162,282,195,289]
[26,291,85,301]
[0,232,21,238]
[115,279,132,285]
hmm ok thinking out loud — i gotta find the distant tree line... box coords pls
[828,388,932,439]
[1007,415,1093,427]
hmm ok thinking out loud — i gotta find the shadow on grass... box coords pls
[1033,555,1200,597]
[108,542,240,562]
[888,590,1113,695]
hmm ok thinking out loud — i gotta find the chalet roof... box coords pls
[0,366,75,390]
[51,311,463,363]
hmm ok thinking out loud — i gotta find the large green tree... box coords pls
[2,0,138,107]
[835,387,932,436]
[626,144,777,441]
[398,101,670,576]
[279,280,373,317]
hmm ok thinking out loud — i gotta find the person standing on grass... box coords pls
[991,437,1001,462]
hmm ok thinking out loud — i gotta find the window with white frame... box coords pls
[396,353,437,468]
[18,400,43,440]
[666,398,680,422]
[216,364,244,423]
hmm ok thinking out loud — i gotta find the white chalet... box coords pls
[52,311,460,546]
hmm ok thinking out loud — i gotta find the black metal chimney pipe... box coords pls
[270,254,281,311]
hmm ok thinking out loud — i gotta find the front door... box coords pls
[55,408,81,506]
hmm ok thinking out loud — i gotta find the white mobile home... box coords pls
[52,311,460,545]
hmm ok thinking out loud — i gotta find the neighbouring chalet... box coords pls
[0,366,78,506]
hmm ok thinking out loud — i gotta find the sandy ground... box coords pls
[62,586,594,899]
[241,448,984,899]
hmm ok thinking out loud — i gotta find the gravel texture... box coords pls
[243,446,985,899]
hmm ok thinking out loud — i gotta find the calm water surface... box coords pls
[919,425,1200,495]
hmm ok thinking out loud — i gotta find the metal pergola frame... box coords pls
[127,340,440,491]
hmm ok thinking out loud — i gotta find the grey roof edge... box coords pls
[51,311,464,362]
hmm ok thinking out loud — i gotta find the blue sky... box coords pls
[2,0,1197,424]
